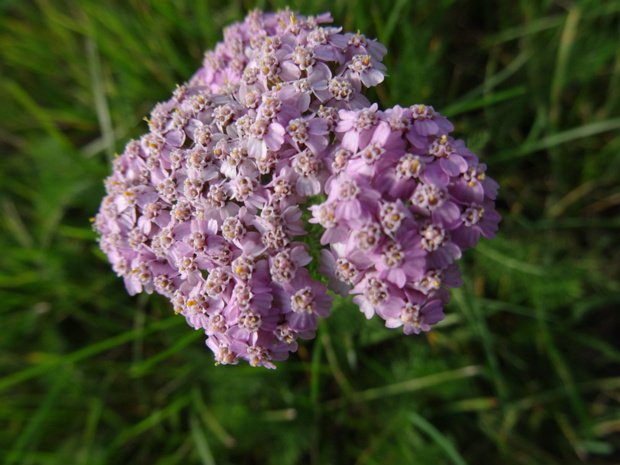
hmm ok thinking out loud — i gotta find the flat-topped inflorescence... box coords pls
[314,105,500,333]
[94,9,500,368]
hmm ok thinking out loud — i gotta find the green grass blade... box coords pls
[0,317,181,392]
[409,412,468,465]
[190,413,217,465]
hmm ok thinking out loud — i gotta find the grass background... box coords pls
[1,0,619,463]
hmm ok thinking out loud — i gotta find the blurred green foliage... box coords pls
[1,0,619,464]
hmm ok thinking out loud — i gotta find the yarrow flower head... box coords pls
[95,9,500,369]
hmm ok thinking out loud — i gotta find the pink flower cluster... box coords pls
[313,104,500,335]
[95,9,500,368]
